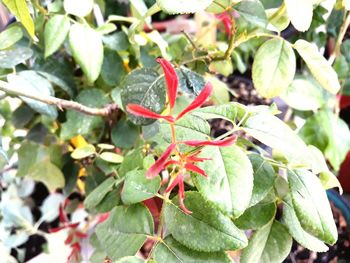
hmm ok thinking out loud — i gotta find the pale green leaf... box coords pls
[0,47,33,68]
[63,0,94,17]
[100,152,124,163]
[69,24,103,83]
[235,0,268,27]
[0,25,23,50]
[241,220,292,263]
[294,39,340,94]
[193,145,254,217]
[157,0,214,14]
[252,38,296,98]
[44,15,70,58]
[285,0,313,32]
[282,196,329,252]
[287,169,337,244]
[71,144,96,159]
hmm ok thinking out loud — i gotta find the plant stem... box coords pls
[329,11,350,64]
[0,80,118,117]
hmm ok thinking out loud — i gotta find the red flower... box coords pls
[182,135,237,147]
[216,12,233,35]
[127,58,213,123]
[146,143,176,179]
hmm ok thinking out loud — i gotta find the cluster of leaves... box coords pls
[0,0,350,262]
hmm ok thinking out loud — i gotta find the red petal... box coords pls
[176,82,213,120]
[178,179,192,214]
[156,58,178,109]
[49,226,65,233]
[127,104,174,122]
[64,233,74,245]
[187,151,211,162]
[146,143,176,179]
[58,205,68,223]
[184,163,207,177]
[183,135,237,147]
[340,95,350,109]
[216,13,232,35]
[75,231,88,239]
[97,212,110,224]
[68,222,80,229]
[165,173,183,193]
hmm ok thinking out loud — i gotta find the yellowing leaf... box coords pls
[3,0,37,40]
[100,152,124,163]
[71,144,96,159]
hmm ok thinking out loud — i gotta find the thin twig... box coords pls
[0,80,118,117]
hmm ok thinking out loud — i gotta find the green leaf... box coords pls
[287,169,337,244]
[96,23,117,35]
[3,0,36,40]
[192,103,237,122]
[7,71,57,118]
[69,24,103,83]
[96,204,154,261]
[84,177,117,211]
[248,154,276,207]
[153,236,231,263]
[177,67,206,96]
[159,114,210,148]
[121,169,160,205]
[282,195,329,252]
[119,149,144,176]
[116,257,144,263]
[294,39,340,94]
[63,0,94,17]
[234,202,276,230]
[71,144,96,159]
[193,145,254,217]
[157,0,214,14]
[121,68,166,125]
[285,0,313,32]
[206,0,232,14]
[44,15,70,58]
[0,25,23,50]
[17,141,65,191]
[281,76,325,111]
[111,118,139,149]
[0,47,33,68]
[27,160,65,192]
[164,191,248,252]
[252,38,296,98]
[244,113,311,167]
[61,89,109,141]
[299,110,350,171]
[101,48,127,86]
[241,220,292,263]
[234,0,268,27]
[266,6,290,32]
[100,152,124,164]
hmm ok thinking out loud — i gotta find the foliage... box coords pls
[0,0,349,262]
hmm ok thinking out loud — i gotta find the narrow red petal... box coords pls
[157,58,178,109]
[146,143,176,179]
[183,135,237,147]
[64,233,74,245]
[178,179,192,214]
[58,205,68,223]
[340,95,350,109]
[165,173,183,193]
[187,151,211,162]
[127,104,174,122]
[49,226,65,233]
[75,231,88,239]
[176,82,213,120]
[185,163,207,177]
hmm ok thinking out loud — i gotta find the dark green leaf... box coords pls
[154,236,231,263]
[121,68,166,125]
[234,202,276,230]
[96,204,154,261]
[101,48,126,86]
[164,191,248,252]
[121,169,160,205]
[248,154,276,206]
[0,47,33,68]
[111,118,139,149]
[84,177,117,211]
[61,89,109,140]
